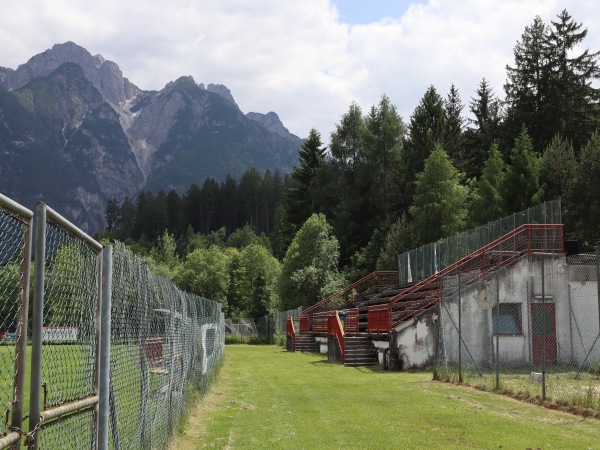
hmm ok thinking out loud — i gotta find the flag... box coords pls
[434,245,439,274]
[407,253,413,283]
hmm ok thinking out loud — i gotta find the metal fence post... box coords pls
[541,257,546,401]
[29,203,47,449]
[97,246,112,450]
[597,247,600,337]
[433,293,441,380]
[11,212,33,440]
[495,271,500,390]
[458,273,463,383]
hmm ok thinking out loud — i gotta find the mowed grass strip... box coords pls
[171,346,600,449]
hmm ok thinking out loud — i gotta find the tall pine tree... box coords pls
[285,128,327,228]
[409,144,468,245]
[469,144,506,226]
[503,126,543,213]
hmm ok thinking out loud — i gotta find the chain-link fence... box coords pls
[30,205,103,450]
[0,195,224,449]
[256,307,303,344]
[0,195,32,449]
[399,200,562,284]
[108,243,224,449]
[436,252,600,412]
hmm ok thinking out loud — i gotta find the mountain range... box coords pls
[0,42,301,232]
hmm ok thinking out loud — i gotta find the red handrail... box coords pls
[328,311,345,363]
[367,224,564,333]
[286,316,296,351]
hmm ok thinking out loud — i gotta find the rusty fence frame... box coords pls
[0,194,225,449]
[27,202,107,449]
[0,194,33,450]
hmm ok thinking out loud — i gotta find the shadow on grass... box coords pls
[309,359,333,366]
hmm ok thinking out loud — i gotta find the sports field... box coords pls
[171,345,600,449]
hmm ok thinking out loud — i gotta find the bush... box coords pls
[274,332,286,347]
[225,334,270,345]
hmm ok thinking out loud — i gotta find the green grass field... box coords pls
[171,345,600,449]
[0,344,32,433]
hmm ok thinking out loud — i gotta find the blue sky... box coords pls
[1,1,599,139]
[333,0,426,24]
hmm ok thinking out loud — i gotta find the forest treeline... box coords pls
[99,10,600,319]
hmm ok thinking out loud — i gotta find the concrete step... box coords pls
[343,335,377,366]
[294,334,316,352]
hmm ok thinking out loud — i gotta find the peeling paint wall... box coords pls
[389,311,437,370]
[389,254,600,371]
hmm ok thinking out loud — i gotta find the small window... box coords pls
[492,303,522,335]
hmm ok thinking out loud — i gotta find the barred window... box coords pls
[492,303,522,335]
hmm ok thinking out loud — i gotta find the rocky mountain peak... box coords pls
[246,111,302,142]
[0,42,300,233]
[206,83,238,107]
[0,41,140,104]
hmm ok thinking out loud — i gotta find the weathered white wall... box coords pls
[315,336,328,354]
[567,263,599,365]
[389,311,437,370]
[391,254,600,370]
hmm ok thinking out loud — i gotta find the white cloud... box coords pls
[1,0,599,140]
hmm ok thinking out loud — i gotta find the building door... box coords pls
[531,303,557,365]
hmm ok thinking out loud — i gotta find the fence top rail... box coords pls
[397,200,562,284]
[39,202,103,252]
[0,192,33,221]
[301,271,398,316]
[429,223,562,278]
[389,223,563,307]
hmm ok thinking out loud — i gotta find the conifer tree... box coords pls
[465,78,501,178]
[406,86,447,178]
[503,126,543,213]
[545,10,600,151]
[540,135,576,201]
[444,83,466,169]
[469,144,506,226]
[376,213,412,270]
[409,144,467,245]
[570,132,600,247]
[504,16,548,150]
[504,10,600,153]
[285,128,327,228]
[364,94,405,218]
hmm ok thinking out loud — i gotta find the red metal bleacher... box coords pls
[367,224,564,334]
[298,271,398,334]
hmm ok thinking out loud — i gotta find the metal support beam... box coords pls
[97,246,112,450]
[29,203,47,449]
